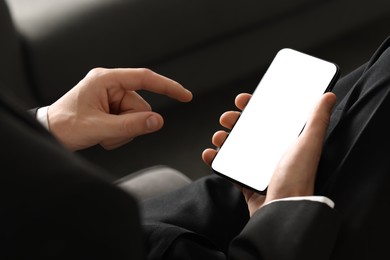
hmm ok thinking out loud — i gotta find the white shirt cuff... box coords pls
[266,196,335,208]
[36,106,50,130]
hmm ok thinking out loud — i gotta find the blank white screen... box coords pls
[211,48,338,192]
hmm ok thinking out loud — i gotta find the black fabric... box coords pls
[0,91,145,259]
[230,201,340,260]
[316,35,390,259]
[142,178,339,260]
[141,175,249,259]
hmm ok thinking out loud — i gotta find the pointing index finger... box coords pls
[98,68,193,102]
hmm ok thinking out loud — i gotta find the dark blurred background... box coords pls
[81,17,390,180]
[2,0,390,180]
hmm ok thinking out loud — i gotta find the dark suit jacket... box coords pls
[0,93,144,259]
[0,91,340,259]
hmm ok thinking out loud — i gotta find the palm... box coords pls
[241,188,266,217]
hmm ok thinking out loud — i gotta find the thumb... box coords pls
[301,92,337,141]
[105,112,164,140]
[265,92,336,201]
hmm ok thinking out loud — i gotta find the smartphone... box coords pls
[211,48,340,193]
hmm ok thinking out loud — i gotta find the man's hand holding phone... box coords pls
[202,92,336,217]
[206,49,339,194]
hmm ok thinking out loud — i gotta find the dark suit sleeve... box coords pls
[146,175,340,260]
[164,200,339,260]
[27,107,39,117]
[0,93,145,260]
[229,200,340,260]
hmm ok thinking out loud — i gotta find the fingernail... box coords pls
[146,115,159,130]
[185,89,193,101]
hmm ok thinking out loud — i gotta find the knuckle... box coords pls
[122,119,139,139]
[143,102,152,112]
[136,68,155,87]
[87,67,107,78]
[137,68,153,76]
